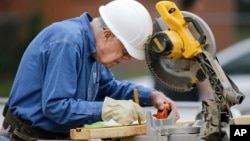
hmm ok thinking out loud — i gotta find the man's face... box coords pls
[95,29,131,68]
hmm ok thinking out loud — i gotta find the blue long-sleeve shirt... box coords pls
[8,13,154,133]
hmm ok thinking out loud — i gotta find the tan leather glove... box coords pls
[102,97,145,125]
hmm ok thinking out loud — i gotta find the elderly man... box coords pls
[2,0,179,140]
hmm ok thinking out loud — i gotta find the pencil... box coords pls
[133,88,141,125]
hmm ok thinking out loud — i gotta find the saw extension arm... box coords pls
[195,51,244,140]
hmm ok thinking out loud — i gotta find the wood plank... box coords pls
[70,124,146,140]
[176,120,194,127]
[234,115,250,124]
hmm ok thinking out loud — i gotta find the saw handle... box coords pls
[156,103,171,119]
[184,17,206,45]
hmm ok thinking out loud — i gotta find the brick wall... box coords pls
[0,0,235,51]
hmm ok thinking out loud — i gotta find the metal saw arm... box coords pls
[195,50,244,140]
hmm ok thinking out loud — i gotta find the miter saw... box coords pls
[122,1,245,141]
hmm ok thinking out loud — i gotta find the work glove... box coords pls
[102,97,145,125]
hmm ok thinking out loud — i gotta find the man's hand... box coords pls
[151,91,180,120]
[102,97,145,125]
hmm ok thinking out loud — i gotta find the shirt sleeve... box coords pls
[97,66,155,106]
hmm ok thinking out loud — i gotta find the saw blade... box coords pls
[145,11,216,92]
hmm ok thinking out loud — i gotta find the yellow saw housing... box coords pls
[151,1,204,59]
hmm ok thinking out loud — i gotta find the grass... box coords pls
[235,26,250,42]
[0,78,13,97]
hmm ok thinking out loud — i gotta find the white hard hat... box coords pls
[99,0,153,60]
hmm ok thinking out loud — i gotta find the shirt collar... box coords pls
[79,12,96,59]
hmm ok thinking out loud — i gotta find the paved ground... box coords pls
[0,98,7,123]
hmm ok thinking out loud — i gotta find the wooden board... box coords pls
[234,115,250,125]
[70,124,146,140]
[70,115,250,139]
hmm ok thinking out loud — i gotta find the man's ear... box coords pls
[103,29,114,41]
